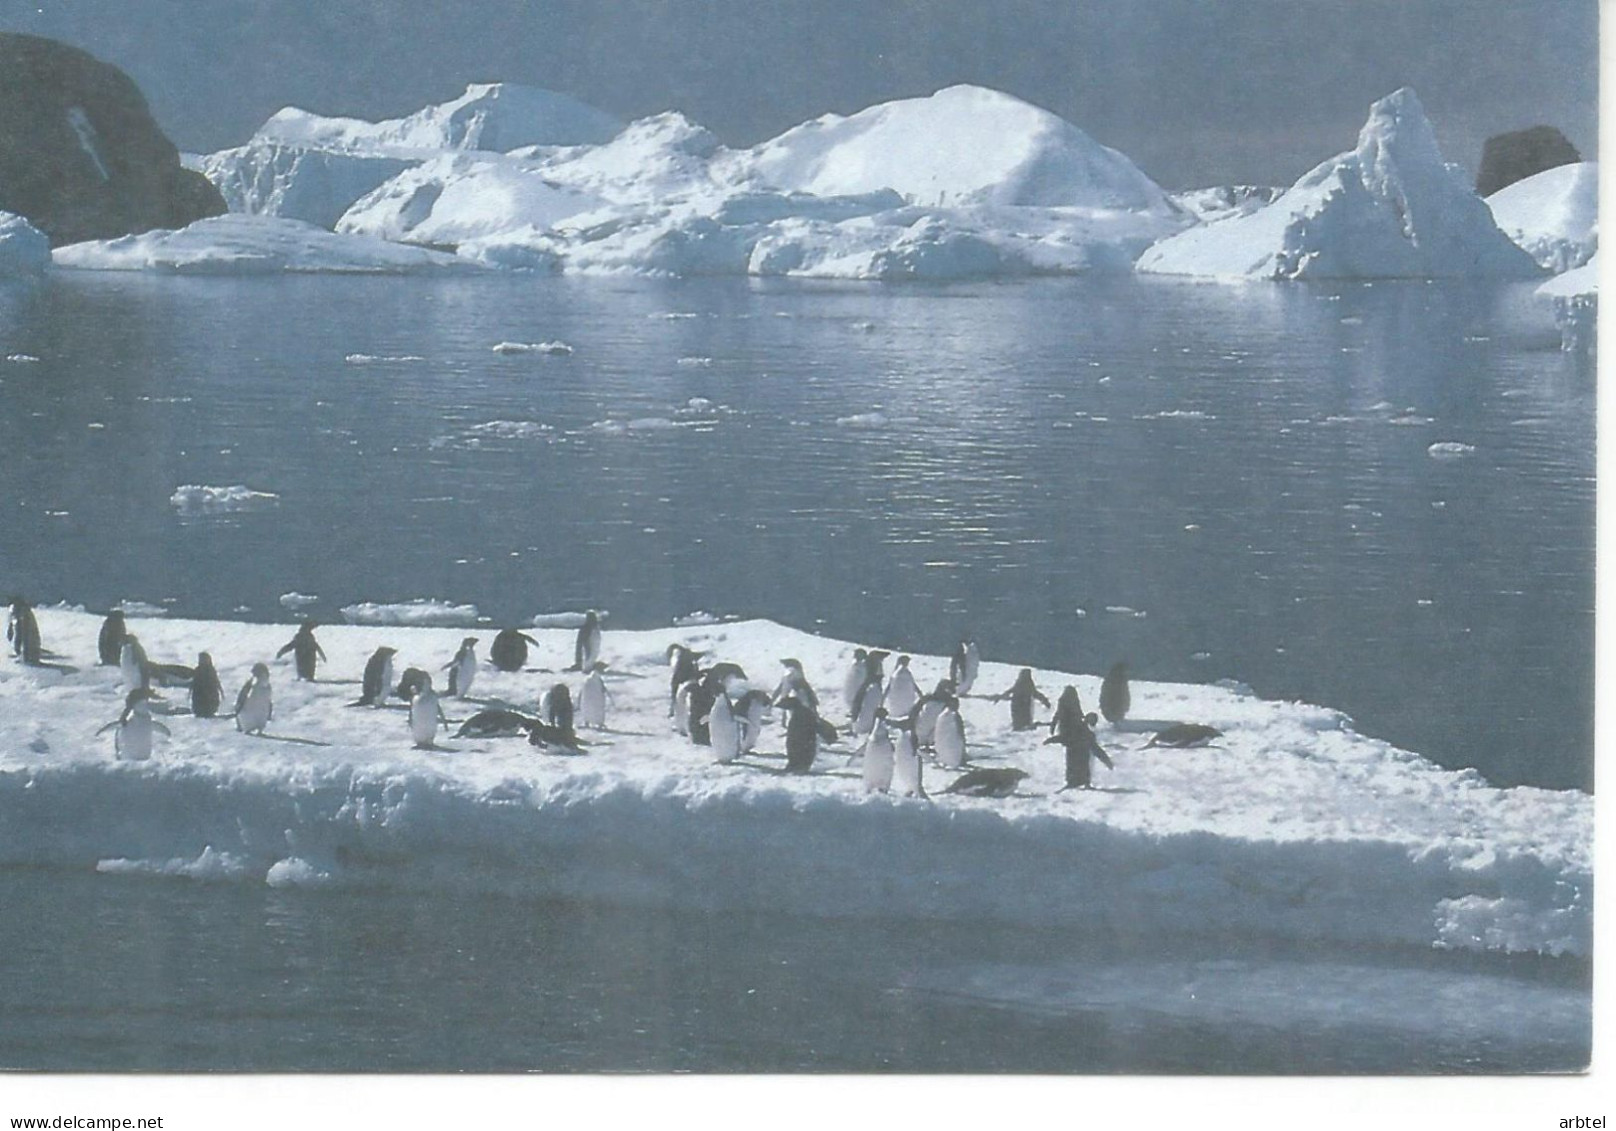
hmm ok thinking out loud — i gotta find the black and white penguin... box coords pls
[489,628,539,673]
[394,667,430,702]
[97,611,127,667]
[1100,662,1131,724]
[1049,685,1086,740]
[733,688,770,753]
[891,717,925,798]
[909,678,956,749]
[934,695,967,769]
[883,655,921,718]
[706,690,743,764]
[1047,708,1113,790]
[578,661,610,730]
[990,668,1051,731]
[572,610,602,672]
[780,696,836,774]
[276,621,326,682]
[456,707,542,739]
[353,646,398,708]
[408,676,448,749]
[942,767,1028,798]
[686,665,745,746]
[234,663,273,735]
[97,688,170,762]
[772,658,818,710]
[667,644,705,715]
[1145,723,1223,749]
[841,648,869,711]
[7,598,41,666]
[673,677,696,735]
[542,683,575,735]
[444,637,479,699]
[950,641,980,695]
[850,668,884,736]
[860,708,895,793]
[119,636,150,691]
[190,652,223,719]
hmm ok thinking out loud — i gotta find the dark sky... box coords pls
[0,0,1598,189]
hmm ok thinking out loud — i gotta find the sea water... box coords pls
[0,272,1592,1071]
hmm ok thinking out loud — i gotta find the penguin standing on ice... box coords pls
[909,678,956,749]
[772,658,818,710]
[950,642,980,695]
[489,628,539,673]
[883,655,920,718]
[667,645,705,715]
[190,652,223,719]
[890,717,925,797]
[673,677,696,735]
[234,663,274,735]
[1049,685,1086,739]
[277,620,326,682]
[934,695,968,769]
[705,690,743,764]
[780,696,836,774]
[859,708,895,793]
[989,668,1051,731]
[7,599,41,666]
[1099,662,1130,724]
[686,665,744,746]
[733,688,770,753]
[97,611,127,666]
[97,688,169,762]
[572,610,603,672]
[119,636,150,691]
[353,646,398,708]
[578,661,611,729]
[841,649,869,712]
[542,683,575,735]
[408,675,449,749]
[444,637,479,699]
[1047,709,1113,790]
[395,667,430,703]
[850,666,884,736]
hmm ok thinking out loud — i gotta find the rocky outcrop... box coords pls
[0,33,226,246]
[1475,126,1580,197]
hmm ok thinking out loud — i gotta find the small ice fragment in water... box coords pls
[676,356,714,367]
[492,340,573,355]
[279,592,319,611]
[340,599,481,627]
[169,484,279,513]
[1427,442,1476,459]
[673,611,723,627]
[5,354,40,363]
[836,412,888,428]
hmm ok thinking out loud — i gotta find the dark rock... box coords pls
[0,33,226,247]
[1475,126,1581,197]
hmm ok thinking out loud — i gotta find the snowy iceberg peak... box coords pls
[255,82,624,155]
[1351,87,1451,242]
[743,83,1175,213]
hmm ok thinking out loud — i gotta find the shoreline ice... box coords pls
[0,608,1590,959]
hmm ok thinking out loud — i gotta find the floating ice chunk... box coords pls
[466,420,555,440]
[1427,442,1476,460]
[279,592,319,611]
[265,857,332,889]
[590,416,684,435]
[5,353,40,363]
[530,610,607,629]
[835,411,888,428]
[1105,605,1147,618]
[113,600,168,618]
[97,846,248,882]
[675,356,714,367]
[1434,894,1588,958]
[673,611,724,627]
[345,353,426,364]
[340,599,482,626]
[169,484,280,513]
[492,340,573,355]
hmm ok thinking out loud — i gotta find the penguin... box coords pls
[772,658,818,710]
[943,767,1029,799]
[542,683,574,735]
[733,688,770,753]
[949,641,980,695]
[780,696,836,774]
[149,661,195,688]
[119,636,150,690]
[444,637,478,699]
[934,696,967,769]
[489,628,539,672]
[667,644,705,715]
[456,707,543,739]
[989,668,1051,731]
[859,709,895,793]
[687,668,741,747]
[1145,723,1223,749]
[910,678,955,749]
[571,610,602,672]
[7,599,41,666]
[1047,710,1114,790]
[234,663,274,735]
[408,676,448,749]
[97,611,127,667]
[97,688,169,762]
[883,655,920,718]
[394,667,430,702]
[276,621,326,681]
[706,690,743,764]
[578,661,610,729]
[841,649,869,712]
[190,652,223,719]
[673,677,695,736]
[352,646,397,708]
[1100,661,1130,724]
[527,717,584,755]
[850,668,883,736]
[890,718,926,798]
[1049,686,1086,740]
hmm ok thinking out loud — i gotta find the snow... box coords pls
[53,215,477,275]
[1169,185,1283,224]
[1536,253,1598,299]
[0,211,50,277]
[1485,162,1598,272]
[201,142,415,229]
[252,83,624,155]
[168,484,280,513]
[0,608,1590,959]
[1138,89,1541,281]
[338,599,483,627]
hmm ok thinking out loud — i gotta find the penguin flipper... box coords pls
[234,682,252,716]
[95,720,118,735]
[153,722,172,737]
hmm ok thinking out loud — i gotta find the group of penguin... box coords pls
[9,597,1224,793]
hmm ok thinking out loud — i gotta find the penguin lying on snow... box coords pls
[1146,723,1223,748]
[942,767,1028,798]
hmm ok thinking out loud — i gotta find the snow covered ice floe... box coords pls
[1138,89,1541,281]
[0,210,50,277]
[54,215,478,275]
[168,484,280,513]
[338,599,482,627]
[1485,162,1598,273]
[0,609,1590,959]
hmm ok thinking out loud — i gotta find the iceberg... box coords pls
[200,141,416,229]
[1486,162,1598,273]
[0,608,1590,960]
[0,210,50,277]
[1138,89,1541,281]
[52,214,477,274]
